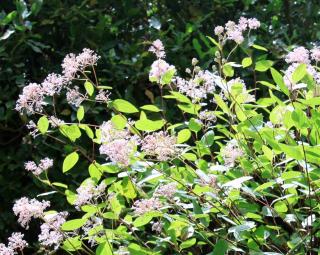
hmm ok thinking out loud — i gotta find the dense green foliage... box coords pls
[2,0,320,250]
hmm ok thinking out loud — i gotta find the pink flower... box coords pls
[62,49,100,81]
[238,17,248,31]
[285,47,310,64]
[311,47,320,62]
[95,90,111,103]
[152,222,163,233]
[49,116,65,127]
[100,139,135,166]
[175,69,218,102]
[221,139,244,167]
[8,232,28,251]
[149,59,175,82]
[154,183,177,198]
[248,18,260,29]
[76,48,100,69]
[99,121,138,166]
[24,157,53,176]
[13,197,50,228]
[38,212,68,250]
[62,53,79,81]
[0,244,14,255]
[132,197,162,215]
[66,86,86,107]
[149,39,166,59]
[214,26,224,35]
[15,83,45,114]
[74,180,106,208]
[227,29,244,44]
[42,73,65,96]
[141,131,177,161]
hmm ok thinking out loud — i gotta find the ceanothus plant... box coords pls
[5,16,320,254]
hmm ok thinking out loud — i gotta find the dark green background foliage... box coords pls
[0,0,320,242]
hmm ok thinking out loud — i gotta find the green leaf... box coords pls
[140,105,161,112]
[252,44,268,52]
[180,238,197,250]
[61,218,87,231]
[63,152,79,173]
[82,124,94,139]
[62,236,82,251]
[113,99,139,113]
[133,215,153,227]
[177,129,191,143]
[111,114,127,129]
[100,164,121,173]
[88,163,102,181]
[274,201,288,213]
[201,130,215,146]
[84,80,94,96]
[255,60,273,72]
[135,119,165,131]
[60,125,82,142]
[206,36,221,50]
[161,68,176,85]
[292,63,307,83]
[281,171,302,180]
[222,64,234,77]
[214,94,230,115]
[270,68,289,96]
[242,57,252,68]
[182,153,197,161]
[77,106,84,122]
[254,181,275,192]
[37,116,49,134]
[128,243,150,255]
[178,103,200,115]
[212,239,228,255]
[52,182,68,189]
[189,118,202,132]
[96,242,113,255]
[291,108,308,129]
[163,91,191,103]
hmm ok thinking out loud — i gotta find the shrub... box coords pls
[5,16,320,254]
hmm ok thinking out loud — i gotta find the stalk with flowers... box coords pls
[4,16,320,254]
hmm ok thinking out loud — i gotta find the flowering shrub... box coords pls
[6,16,320,254]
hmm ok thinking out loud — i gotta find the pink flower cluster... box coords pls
[198,110,217,127]
[16,48,100,114]
[284,46,320,90]
[24,157,53,176]
[214,17,260,44]
[66,86,86,107]
[149,39,166,59]
[219,78,255,103]
[74,180,106,209]
[82,216,104,247]
[99,121,137,166]
[141,131,177,161]
[221,139,244,168]
[62,48,100,81]
[149,59,175,82]
[154,183,177,199]
[149,39,176,83]
[200,174,217,188]
[175,69,220,102]
[132,197,162,215]
[13,197,50,228]
[38,212,68,250]
[49,116,65,127]
[0,232,28,255]
[95,90,111,103]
